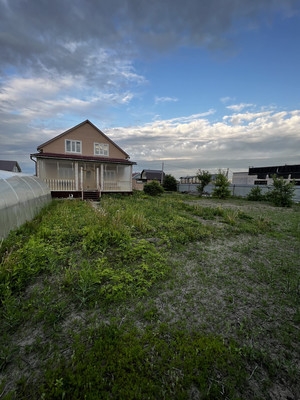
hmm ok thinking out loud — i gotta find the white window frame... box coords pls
[94,142,109,156]
[65,139,82,154]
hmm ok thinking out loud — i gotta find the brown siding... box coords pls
[40,123,126,159]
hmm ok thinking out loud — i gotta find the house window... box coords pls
[65,139,82,154]
[254,180,267,185]
[104,170,115,181]
[58,162,74,179]
[94,143,109,156]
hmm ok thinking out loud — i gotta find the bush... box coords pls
[163,174,177,191]
[212,170,231,199]
[196,169,211,196]
[143,180,164,196]
[247,186,265,201]
[267,176,295,207]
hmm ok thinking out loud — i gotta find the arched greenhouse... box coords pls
[0,171,52,240]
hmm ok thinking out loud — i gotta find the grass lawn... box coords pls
[1,192,299,399]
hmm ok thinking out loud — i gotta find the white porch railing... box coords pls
[43,179,131,192]
[44,179,76,191]
[102,181,131,191]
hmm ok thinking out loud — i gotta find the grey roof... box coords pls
[141,169,165,180]
[132,172,141,179]
[0,160,21,172]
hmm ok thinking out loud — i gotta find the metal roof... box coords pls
[0,160,21,172]
[31,152,136,165]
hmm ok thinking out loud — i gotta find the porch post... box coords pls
[75,162,79,190]
[96,167,100,197]
[129,165,133,191]
[100,164,104,193]
[80,166,83,200]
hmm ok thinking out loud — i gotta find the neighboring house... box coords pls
[141,169,165,184]
[30,120,136,199]
[132,172,144,191]
[0,160,21,173]
[232,164,300,186]
[179,174,217,185]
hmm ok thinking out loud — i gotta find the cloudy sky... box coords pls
[0,0,299,178]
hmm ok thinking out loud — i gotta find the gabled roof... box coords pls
[37,119,130,159]
[0,160,21,172]
[141,169,165,180]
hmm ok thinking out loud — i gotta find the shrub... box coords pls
[212,170,231,199]
[143,180,164,196]
[247,186,265,201]
[196,169,211,196]
[267,176,295,207]
[163,174,177,191]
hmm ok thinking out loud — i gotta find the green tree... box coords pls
[196,169,212,196]
[267,175,295,207]
[212,170,231,199]
[246,186,264,201]
[163,174,177,191]
[143,180,164,196]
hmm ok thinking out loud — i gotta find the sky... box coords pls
[0,0,299,179]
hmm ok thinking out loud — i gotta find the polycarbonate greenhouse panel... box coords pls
[0,172,51,239]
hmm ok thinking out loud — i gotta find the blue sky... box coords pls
[0,0,299,178]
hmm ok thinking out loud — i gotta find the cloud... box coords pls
[226,103,254,112]
[155,96,178,104]
[220,96,234,104]
[0,1,299,176]
[1,106,299,177]
[0,0,297,76]
[109,109,300,176]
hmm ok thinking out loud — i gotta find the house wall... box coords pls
[132,180,144,191]
[232,172,298,186]
[40,123,126,159]
[232,172,251,185]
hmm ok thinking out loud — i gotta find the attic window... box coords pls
[94,143,109,156]
[65,139,81,154]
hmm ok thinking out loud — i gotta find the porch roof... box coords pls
[31,152,136,165]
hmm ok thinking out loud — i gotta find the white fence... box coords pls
[178,183,300,202]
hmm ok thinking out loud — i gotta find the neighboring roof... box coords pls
[132,172,141,179]
[141,169,165,180]
[249,164,300,176]
[0,160,21,172]
[31,152,136,165]
[36,119,130,159]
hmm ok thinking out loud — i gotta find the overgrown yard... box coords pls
[0,193,299,399]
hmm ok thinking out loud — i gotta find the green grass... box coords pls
[0,193,299,399]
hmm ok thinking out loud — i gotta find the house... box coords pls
[0,160,21,173]
[141,169,165,184]
[132,172,144,191]
[30,120,136,199]
[232,164,300,186]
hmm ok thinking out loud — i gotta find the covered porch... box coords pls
[37,158,133,198]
